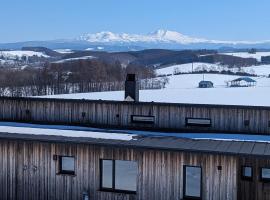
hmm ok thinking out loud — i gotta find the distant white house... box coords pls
[227,77,256,87]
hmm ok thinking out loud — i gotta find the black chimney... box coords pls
[125,74,139,101]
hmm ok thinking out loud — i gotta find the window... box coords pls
[241,166,253,181]
[184,166,202,199]
[244,120,250,126]
[261,167,270,182]
[185,118,211,127]
[101,159,137,193]
[59,156,75,175]
[131,115,155,124]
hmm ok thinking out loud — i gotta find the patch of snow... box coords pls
[156,63,222,75]
[52,56,95,63]
[0,50,49,59]
[230,65,270,76]
[221,52,270,62]
[85,48,94,51]
[54,49,74,54]
[157,62,270,77]
[0,122,135,141]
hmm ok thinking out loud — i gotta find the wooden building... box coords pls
[0,123,269,200]
[0,94,270,199]
[0,96,270,135]
[198,81,214,88]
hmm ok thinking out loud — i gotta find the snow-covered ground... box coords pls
[156,62,223,75]
[41,74,270,106]
[54,49,74,54]
[0,50,49,59]
[52,56,95,63]
[221,52,270,62]
[157,62,270,77]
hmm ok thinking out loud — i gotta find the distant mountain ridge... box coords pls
[2,29,270,51]
[78,29,270,45]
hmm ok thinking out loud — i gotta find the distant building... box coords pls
[228,77,256,87]
[261,56,270,64]
[198,80,214,88]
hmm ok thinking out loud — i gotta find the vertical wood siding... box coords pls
[0,98,269,134]
[238,157,270,200]
[0,139,237,200]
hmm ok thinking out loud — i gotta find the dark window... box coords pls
[131,115,155,124]
[268,121,270,128]
[261,168,270,182]
[59,156,75,175]
[101,159,137,194]
[185,118,211,127]
[244,120,250,126]
[241,166,253,181]
[184,166,202,199]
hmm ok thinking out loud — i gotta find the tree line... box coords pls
[0,59,163,97]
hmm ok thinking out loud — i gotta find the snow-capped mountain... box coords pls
[2,29,270,52]
[78,29,209,44]
[78,29,270,45]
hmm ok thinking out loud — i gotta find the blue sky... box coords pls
[1,0,270,42]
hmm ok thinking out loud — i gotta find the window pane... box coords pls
[262,168,270,179]
[61,157,75,171]
[185,166,201,198]
[102,160,113,188]
[115,160,137,191]
[243,167,252,177]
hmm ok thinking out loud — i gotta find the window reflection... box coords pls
[101,159,137,193]
[115,160,137,191]
[102,160,113,188]
[261,168,270,181]
[60,156,75,175]
[184,166,201,198]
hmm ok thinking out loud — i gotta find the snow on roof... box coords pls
[0,122,136,141]
[231,77,256,82]
[199,80,213,84]
[1,122,270,144]
[1,122,270,157]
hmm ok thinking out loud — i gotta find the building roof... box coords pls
[231,77,257,83]
[0,122,270,158]
[199,81,213,84]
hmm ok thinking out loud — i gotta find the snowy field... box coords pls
[41,73,270,107]
[157,62,270,77]
[0,50,49,59]
[52,56,95,63]
[221,52,270,61]
[156,62,220,75]
[54,49,74,54]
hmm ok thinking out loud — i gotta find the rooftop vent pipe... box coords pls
[124,74,139,102]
